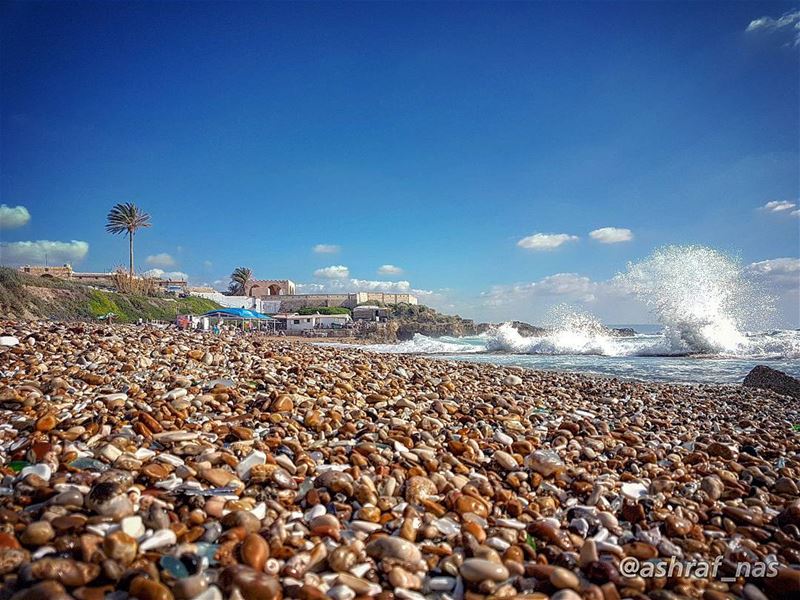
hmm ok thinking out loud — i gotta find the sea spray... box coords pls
[484,308,648,356]
[619,245,772,354]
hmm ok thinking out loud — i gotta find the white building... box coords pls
[189,289,268,312]
[272,313,351,332]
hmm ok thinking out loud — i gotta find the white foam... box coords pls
[359,333,486,354]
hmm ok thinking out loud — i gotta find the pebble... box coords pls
[493,450,518,470]
[0,321,797,600]
[526,449,565,476]
[366,536,422,563]
[20,521,54,546]
[120,515,145,538]
[139,528,177,552]
[219,565,282,600]
[29,558,100,586]
[129,576,174,600]
[240,533,269,571]
[173,574,208,599]
[460,558,510,582]
[103,530,137,565]
[550,566,580,590]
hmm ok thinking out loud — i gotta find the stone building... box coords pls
[248,279,296,297]
[18,264,75,278]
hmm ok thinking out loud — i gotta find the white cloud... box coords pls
[589,227,633,244]
[483,273,600,306]
[746,10,800,46]
[314,265,350,279]
[477,270,653,325]
[203,260,213,269]
[746,258,800,326]
[351,278,411,292]
[0,204,31,229]
[146,253,177,268]
[313,244,340,254]
[377,264,404,276]
[761,200,797,213]
[142,268,188,281]
[517,233,579,250]
[296,278,425,295]
[792,210,799,217]
[747,257,800,287]
[0,240,89,266]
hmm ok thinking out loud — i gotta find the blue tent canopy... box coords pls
[202,308,273,320]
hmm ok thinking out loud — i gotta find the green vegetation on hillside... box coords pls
[297,306,351,315]
[0,267,220,323]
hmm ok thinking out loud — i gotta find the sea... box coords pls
[351,325,800,384]
[343,246,800,384]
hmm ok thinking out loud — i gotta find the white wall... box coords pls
[317,315,351,327]
[286,316,317,331]
[192,291,256,310]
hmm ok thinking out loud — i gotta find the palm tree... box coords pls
[105,203,152,279]
[229,267,253,295]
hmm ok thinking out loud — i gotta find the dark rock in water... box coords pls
[609,327,636,337]
[475,321,547,336]
[506,321,548,337]
[743,365,800,399]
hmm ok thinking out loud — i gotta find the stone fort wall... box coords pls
[270,292,417,312]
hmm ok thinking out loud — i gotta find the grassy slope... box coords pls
[0,267,220,323]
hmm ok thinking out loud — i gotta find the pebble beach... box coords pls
[1,321,799,600]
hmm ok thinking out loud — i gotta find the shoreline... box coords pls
[1,320,799,599]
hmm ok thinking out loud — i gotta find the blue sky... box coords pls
[1,1,798,325]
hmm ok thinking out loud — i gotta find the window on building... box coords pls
[293,319,300,325]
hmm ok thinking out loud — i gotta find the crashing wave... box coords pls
[358,246,798,359]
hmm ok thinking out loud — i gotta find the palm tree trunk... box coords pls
[129,232,134,280]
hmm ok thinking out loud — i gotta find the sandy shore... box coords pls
[0,321,798,599]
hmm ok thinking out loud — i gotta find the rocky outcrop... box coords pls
[395,320,475,340]
[743,365,800,399]
[385,304,477,341]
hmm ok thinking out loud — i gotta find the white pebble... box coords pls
[495,518,526,530]
[139,528,177,552]
[304,504,327,522]
[493,430,514,445]
[236,450,266,480]
[20,463,51,482]
[327,585,355,600]
[121,516,145,539]
[250,502,267,520]
[428,576,456,591]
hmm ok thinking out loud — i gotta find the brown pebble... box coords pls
[129,575,174,600]
[240,532,269,571]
